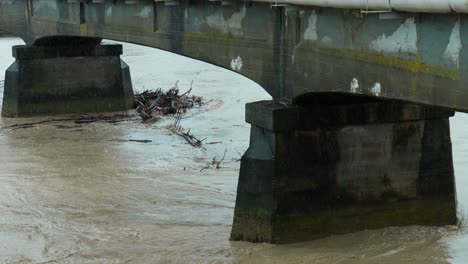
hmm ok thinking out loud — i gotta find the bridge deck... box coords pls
[1,1,468,112]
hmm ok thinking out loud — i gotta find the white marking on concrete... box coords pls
[292,44,299,64]
[206,6,246,36]
[370,18,418,54]
[206,12,224,31]
[231,56,243,71]
[105,6,113,18]
[350,78,360,92]
[137,6,152,18]
[371,82,382,96]
[227,6,247,30]
[443,19,462,69]
[303,14,333,46]
[321,36,334,45]
[304,15,318,41]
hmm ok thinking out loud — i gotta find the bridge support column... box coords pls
[2,44,134,117]
[231,99,457,243]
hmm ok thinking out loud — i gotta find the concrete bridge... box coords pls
[0,0,463,243]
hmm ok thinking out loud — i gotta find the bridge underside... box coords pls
[0,0,462,243]
[1,1,468,111]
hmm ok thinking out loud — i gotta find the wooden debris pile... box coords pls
[134,82,207,148]
[134,81,203,121]
[1,81,209,149]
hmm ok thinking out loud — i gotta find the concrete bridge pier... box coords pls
[2,41,134,117]
[231,97,457,244]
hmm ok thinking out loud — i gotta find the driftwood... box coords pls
[215,149,227,169]
[1,114,133,130]
[116,139,152,143]
[136,82,207,149]
[206,142,222,145]
[134,81,203,121]
[174,129,204,148]
[1,81,208,149]
[170,111,205,149]
[200,149,228,172]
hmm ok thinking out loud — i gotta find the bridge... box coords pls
[0,0,463,243]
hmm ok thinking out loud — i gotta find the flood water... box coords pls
[0,37,467,263]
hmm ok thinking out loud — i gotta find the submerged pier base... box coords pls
[2,43,133,117]
[231,97,457,244]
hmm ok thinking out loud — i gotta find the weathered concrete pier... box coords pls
[231,97,456,243]
[0,0,465,243]
[3,41,133,117]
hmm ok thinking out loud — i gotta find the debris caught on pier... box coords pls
[134,81,207,149]
[134,81,203,122]
[2,81,208,149]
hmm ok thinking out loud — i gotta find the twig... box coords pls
[200,165,210,172]
[235,148,243,162]
[216,149,227,169]
[117,139,152,143]
[206,142,222,145]
[173,129,205,149]
[180,81,193,97]
[200,149,228,172]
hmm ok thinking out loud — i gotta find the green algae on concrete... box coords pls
[231,99,457,244]
[4,2,468,110]
[271,198,457,244]
[231,211,273,243]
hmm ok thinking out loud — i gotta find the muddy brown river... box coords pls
[0,38,467,263]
